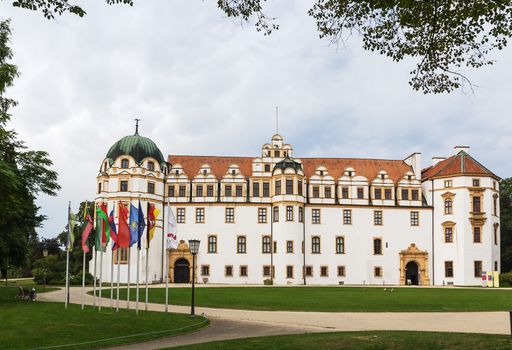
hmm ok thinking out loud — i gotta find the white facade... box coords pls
[92,134,500,286]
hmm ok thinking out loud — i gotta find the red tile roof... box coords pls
[421,151,496,179]
[169,155,413,182]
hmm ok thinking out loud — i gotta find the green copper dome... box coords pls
[273,156,303,173]
[106,132,165,166]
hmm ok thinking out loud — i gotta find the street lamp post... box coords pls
[42,249,49,290]
[188,239,200,317]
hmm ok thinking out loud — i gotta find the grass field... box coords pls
[170,331,512,350]
[100,286,512,312]
[0,285,208,350]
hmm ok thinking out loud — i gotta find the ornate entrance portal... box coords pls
[168,240,194,283]
[399,244,430,286]
[174,258,190,283]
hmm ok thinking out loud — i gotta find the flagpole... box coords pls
[110,244,114,308]
[116,249,120,312]
[136,248,140,315]
[65,201,71,309]
[81,251,86,310]
[99,245,103,312]
[93,246,97,308]
[165,248,169,313]
[127,248,131,310]
[145,245,149,311]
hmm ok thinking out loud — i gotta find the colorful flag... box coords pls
[147,203,161,246]
[129,203,139,247]
[166,204,178,250]
[67,206,77,252]
[109,209,118,251]
[137,200,146,250]
[117,202,130,248]
[100,203,110,246]
[96,204,110,251]
[81,213,94,253]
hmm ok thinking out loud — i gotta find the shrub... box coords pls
[500,272,512,287]
[263,278,273,285]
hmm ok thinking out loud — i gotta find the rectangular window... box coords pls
[225,265,233,277]
[341,187,349,199]
[195,185,203,197]
[325,187,332,198]
[298,207,304,223]
[258,208,267,223]
[286,206,293,221]
[474,261,482,278]
[176,208,185,223]
[236,185,243,197]
[384,188,392,200]
[225,207,235,223]
[147,182,155,194]
[312,186,320,198]
[494,225,499,245]
[312,236,321,254]
[168,185,175,197]
[178,185,186,197]
[374,267,382,277]
[273,241,277,254]
[208,235,217,253]
[493,196,498,216]
[320,266,328,277]
[263,182,270,197]
[240,265,247,277]
[336,236,345,254]
[312,209,321,224]
[444,199,453,214]
[262,236,271,254]
[286,240,293,253]
[113,248,129,264]
[206,185,214,197]
[275,180,281,195]
[195,208,205,223]
[337,266,346,277]
[472,196,481,213]
[374,188,382,200]
[473,179,480,187]
[445,261,454,278]
[253,182,260,197]
[201,265,210,276]
[264,164,271,172]
[237,236,246,253]
[374,210,383,225]
[410,211,419,226]
[273,206,279,222]
[473,226,481,243]
[305,266,313,277]
[401,189,409,200]
[298,180,303,196]
[225,185,232,197]
[357,187,364,199]
[286,265,294,279]
[411,189,419,201]
[445,227,453,243]
[120,180,128,192]
[444,180,452,188]
[343,209,352,224]
[373,238,382,255]
[263,265,271,277]
[97,182,102,193]
[286,179,293,194]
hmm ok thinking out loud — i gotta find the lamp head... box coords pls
[188,239,200,255]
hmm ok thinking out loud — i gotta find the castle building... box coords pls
[93,129,501,286]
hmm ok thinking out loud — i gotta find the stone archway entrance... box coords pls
[399,244,430,286]
[168,240,194,283]
[405,261,419,285]
[174,258,190,283]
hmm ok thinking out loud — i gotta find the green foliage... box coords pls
[500,178,512,272]
[500,271,512,287]
[0,19,60,276]
[263,278,273,285]
[12,0,134,19]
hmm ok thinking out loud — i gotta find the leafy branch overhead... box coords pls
[8,1,512,93]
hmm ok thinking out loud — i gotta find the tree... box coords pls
[500,178,512,272]
[0,20,60,277]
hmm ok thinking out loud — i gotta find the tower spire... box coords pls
[134,118,141,135]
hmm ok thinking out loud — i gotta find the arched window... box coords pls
[444,198,453,214]
[121,159,129,169]
[373,238,382,255]
[147,161,154,171]
[312,236,321,254]
[336,236,345,254]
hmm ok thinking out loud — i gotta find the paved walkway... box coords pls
[39,287,511,349]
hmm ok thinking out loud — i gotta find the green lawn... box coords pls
[0,286,208,350]
[100,286,512,312]
[170,331,512,350]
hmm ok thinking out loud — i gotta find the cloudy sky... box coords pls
[1,1,511,238]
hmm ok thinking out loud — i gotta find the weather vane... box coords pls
[134,118,141,135]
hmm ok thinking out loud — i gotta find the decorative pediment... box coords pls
[399,243,428,256]
[441,221,456,228]
[441,191,456,199]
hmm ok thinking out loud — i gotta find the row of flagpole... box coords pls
[65,197,179,314]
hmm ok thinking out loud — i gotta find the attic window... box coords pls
[473,179,480,187]
[203,169,207,175]
[319,170,324,176]
[274,150,280,158]
[121,159,129,169]
[265,164,271,172]
[231,170,236,175]
[407,175,412,180]
[380,174,385,179]
[348,171,354,177]
[103,162,107,172]
[175,170,179,175]
[147,161,154,171]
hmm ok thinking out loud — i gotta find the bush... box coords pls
[263,278,273,285]
[500,272,512,287]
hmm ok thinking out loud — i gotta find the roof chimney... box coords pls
[432,157,446,166]
[454,146,470,155]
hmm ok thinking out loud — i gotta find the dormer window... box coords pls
[407,175,412,181]
[274,150,280,158]
[473,179,480,187]
[264,164,271,172]
[175,170,179,175]
[231,170,236,175]
[319,170,324,176]
[121,159,129,169]
[380,174,385,179]
[147,161,154,171]
[203,169,208,175]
